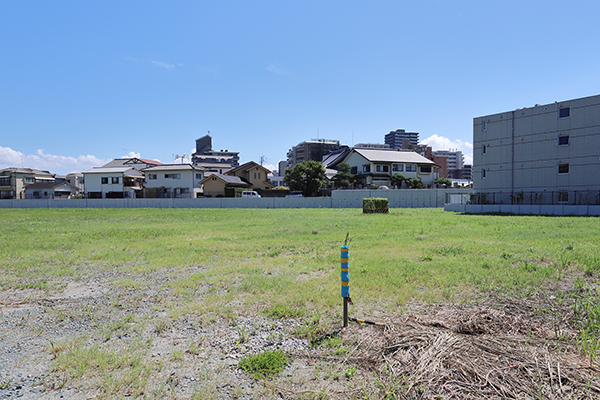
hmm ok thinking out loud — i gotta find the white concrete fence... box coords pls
[0,189,471,209]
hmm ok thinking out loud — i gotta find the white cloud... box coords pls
[121,151,141,159]
[263,163,278,174]
[0,146,109,174]
[151,61,183,70]
[266,64,289,75]
[421,134,473,165]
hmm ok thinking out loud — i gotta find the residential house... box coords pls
[24,181,81,199]
[102,157,163,169]
[200,174,252,197]
[199,161,274,197]
[65,173,85,192]
[82,167,144,198]
[473,94,600,204]
[0,167,55,199]
[143,164,206,198]
[341,148,438,187]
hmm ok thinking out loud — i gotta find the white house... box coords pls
[82,167,144,199]
[341,148,439,187]
[143,164,206,198]
[24,181,81,199]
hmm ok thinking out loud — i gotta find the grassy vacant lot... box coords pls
[1,208,600,398]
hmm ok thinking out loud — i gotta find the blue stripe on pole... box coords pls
[341,245,349,298]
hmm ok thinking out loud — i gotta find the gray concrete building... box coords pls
[473,94,600,205]
[286,139,340,168]
[384,129,419,148]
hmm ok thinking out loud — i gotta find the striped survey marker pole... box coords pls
[341,245,350,327]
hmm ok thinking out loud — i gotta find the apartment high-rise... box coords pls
[384,129,419,148]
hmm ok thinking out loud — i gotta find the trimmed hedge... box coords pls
[362,197,389,213]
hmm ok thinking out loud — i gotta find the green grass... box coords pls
[4,207,600,396]
[2,208,599,306]
[238,349,287,379]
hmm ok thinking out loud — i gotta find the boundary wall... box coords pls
[0,189,471,209]
[444,204,600,216]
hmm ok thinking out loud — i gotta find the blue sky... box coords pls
[2,1,599,175]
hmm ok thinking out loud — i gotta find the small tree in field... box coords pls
[284,161,327,197]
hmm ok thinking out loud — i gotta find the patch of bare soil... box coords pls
[1,275,599,399]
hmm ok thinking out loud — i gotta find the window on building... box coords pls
[0,177,10,186]
[111,177,120,184]
[420,166,432,173]
[350,166,357,174]
[375,165,389,173]
[559,107,570,118]
[363,165,371,173]
[101,177,108,184]
[392,164,403,172]
[482,121,487,131]
[482,145,487,154]
[195,173,202,179]
[165,174,181,179]
[24,177,34,183]
[482,169,487,179]
[33,191,40,197]
[558,163,569,174]
[557,136,570,146]
[406,165,417,172]
[148,174,157,180]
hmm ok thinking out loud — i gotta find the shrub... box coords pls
[362,197,389,213]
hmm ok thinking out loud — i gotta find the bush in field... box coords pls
[363,197,389,213]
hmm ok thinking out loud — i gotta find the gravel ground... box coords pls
[1,272,366,400]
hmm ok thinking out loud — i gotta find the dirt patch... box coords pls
[1,277,600,399]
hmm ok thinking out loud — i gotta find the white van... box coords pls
[241,191,261,198]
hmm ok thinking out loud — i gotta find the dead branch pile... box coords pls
[342,304,600,399]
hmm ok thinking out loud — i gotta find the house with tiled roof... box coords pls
[199,161,274,197]
[24,181,81,199]
[102,157,163,168]
[341,148,439,187]
[200,174,252,197]
[0,167,55,199]
[82,166,144,199]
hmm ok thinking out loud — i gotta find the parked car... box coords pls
[241,191,261,198]
[285,191,303,197]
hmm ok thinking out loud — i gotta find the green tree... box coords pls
[407,178,425,189]
[390,173,406,188]
[331,162,355,188]
[434,177,452,187]
[284,161,327,197]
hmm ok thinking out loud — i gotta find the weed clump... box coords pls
[238,350,287,379]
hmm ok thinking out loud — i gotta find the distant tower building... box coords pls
[385,129,419,148]
[191,134,240,168]
[286,139,341,168]
[433,150,465,179]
